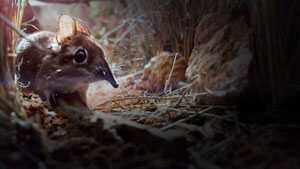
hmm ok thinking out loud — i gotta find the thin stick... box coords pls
[21,16,37,26]
[189,104,236,109]
[164,53,178,92]
[101,20,128,39]
[112,100,125,110]
[172,88,187,107]
[35,0,90,3]
[102,14,144,40]
[0,13,47,53]
[160,106,215,131]
[92,92,209,109]
[113,23,137,45]
[165,82,191,96]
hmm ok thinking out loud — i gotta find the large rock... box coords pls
[87,72,143,108]
[186,12,252,104]
[136,52,187,93]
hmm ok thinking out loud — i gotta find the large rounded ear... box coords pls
[56,14,76,44]
[75,18,91,36]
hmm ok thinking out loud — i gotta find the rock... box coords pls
[87,72,143,108]
[186,12,252,104]
[136,52,187,93]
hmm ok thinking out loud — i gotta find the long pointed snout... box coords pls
[104,69,118,88]
[96,64,118,88]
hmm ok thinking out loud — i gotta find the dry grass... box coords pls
[129,0,242,60]
[130,0,205,60]
[92,81,236,130]
[250,0,300,113]
[0,0,26,115]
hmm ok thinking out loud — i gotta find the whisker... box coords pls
[95,67,104,76]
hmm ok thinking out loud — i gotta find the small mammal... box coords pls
[16,14,118,112]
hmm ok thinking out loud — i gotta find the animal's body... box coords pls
[16,15,118,112]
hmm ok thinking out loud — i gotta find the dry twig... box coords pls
[0,13,47,53]
[93,92,209,109]
[160,106,215,131]
[164,52,178,93]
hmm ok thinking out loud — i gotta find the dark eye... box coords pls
[73,49,87,64]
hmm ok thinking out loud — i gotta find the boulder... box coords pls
[136,52,187,93]
[87,72,142,108]
[186,12,252,104]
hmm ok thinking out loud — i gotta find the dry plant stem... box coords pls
[101,21,127,39]
[249,0,300,108]
[172,88,188,107]
[101,14,144,40]
[22,16,37,25]
[164,52,178,93]
[112,100,125,110]
[22,23,39,32]
[167,107,244,126]
[113,23,137,45]
[0,0,27,117]
[39,0,90,3]
[12,0,26,52]
[165,79,198,97]
[0,13,46,53]
[93,92,209,109]
[160,106,215,131]
[118,111,167,120]
[190,104,236,109]
[21,16,39,31]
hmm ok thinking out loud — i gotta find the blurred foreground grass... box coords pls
[0,0,26,115]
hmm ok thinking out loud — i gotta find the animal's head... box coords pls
[37,14,118,93]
